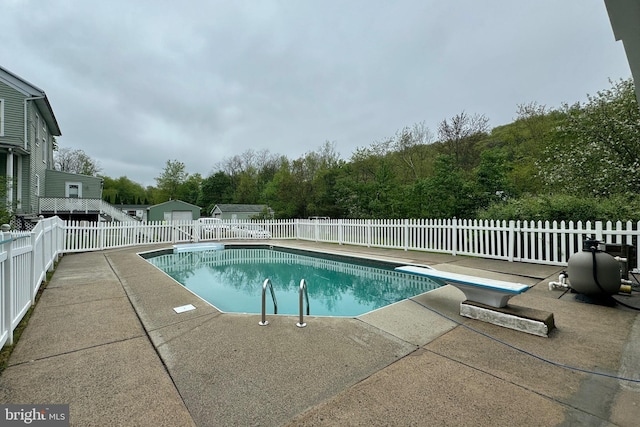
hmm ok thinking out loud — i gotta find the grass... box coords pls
[0,266,56,376]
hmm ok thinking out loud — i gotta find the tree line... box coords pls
[56,78,640,222]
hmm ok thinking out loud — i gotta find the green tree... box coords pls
[101,176,149,205]
[234,170,261,204]
[408,155,475,218]
[199,171,234,213]
[472,150,512,209]
[540,78,640,197]
[0,177,13,223]
[335,144,403,218]
[177,173,202,206]
[155,160,188,201]
[263,160,301,218]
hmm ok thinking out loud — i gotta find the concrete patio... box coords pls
[1,241,639,426]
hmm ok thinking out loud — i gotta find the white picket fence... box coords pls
[0,217,65,349]
[63,218,640,268]
[3,216,640,350]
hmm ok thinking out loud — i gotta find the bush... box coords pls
[477,194,640,222]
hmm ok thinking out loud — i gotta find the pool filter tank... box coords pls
[567,239,621,296]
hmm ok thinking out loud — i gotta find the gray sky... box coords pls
[0,0,632,186]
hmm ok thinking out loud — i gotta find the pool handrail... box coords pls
[259,278,278,326]
[296,279,310,328]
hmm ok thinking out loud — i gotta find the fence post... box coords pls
[30,229,38,305]
[314,220,319,242]
[451,218,458,256]
[403,219,409,251]
[194,220,201,243]
[508,220,515,262]
[2,226,14,345]
[595,221,603,242]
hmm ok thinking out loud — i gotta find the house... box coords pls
[210,204,274,220]
[146,200,201,222]
[0,65,130,226]
[36,169,104,221]
[0,64,60,219]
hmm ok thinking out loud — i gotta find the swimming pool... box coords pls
[145,245,442,317]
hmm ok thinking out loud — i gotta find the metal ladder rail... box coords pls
[296,279,310,328]
[259,279,278,326]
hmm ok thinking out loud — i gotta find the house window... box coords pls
[42,134,48,164]
[65,182,81,198]
[35,114,40,144]
[35,174,40,197]
[0,99,4,136]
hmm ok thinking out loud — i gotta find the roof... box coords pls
[118,204,150,210]
[0,64,62,136]
[212,204,271,213]
[148,199,201,210]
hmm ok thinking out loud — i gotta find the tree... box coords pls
[102,176,149,205]
[437,112,489,169]
[408,155,475,218]
[392,122,434,181]
[54,148,102,176]
[198,171,234,213]
[177,173,202,206]
[0,177,13,223]
[472,150,511,209]
[263,160,302,218]
[540,78,640,197]
[230,170,258,204]
[155,160,188,201]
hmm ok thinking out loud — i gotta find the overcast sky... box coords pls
[0,0,632,186]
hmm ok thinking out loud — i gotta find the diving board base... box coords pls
[460,301,555,337]
[453,283,518,308]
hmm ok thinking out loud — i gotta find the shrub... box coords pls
[477,194,640,222]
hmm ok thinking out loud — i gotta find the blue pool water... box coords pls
[146,246,442,317]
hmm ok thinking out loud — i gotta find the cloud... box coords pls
[0,0,631,186]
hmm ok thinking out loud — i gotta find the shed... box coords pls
[147,200,201,222]
[210,204,274,220]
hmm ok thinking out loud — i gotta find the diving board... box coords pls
[395,265,531,308]
[173,242,224,253]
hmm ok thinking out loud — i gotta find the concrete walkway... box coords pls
[1,241,640,426]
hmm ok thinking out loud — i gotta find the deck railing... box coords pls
[3,216,640,349]
[38,197,138,223]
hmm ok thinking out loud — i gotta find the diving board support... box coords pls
[395,265,530,308]
[460,301,555,337]
[396,265,555,337]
